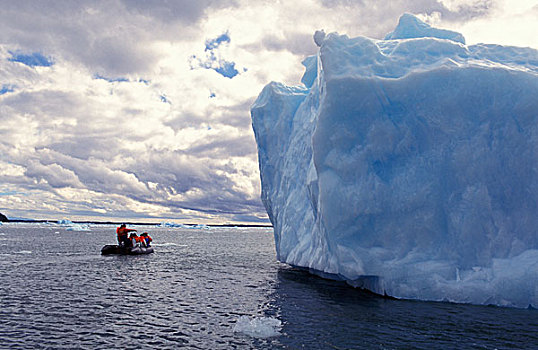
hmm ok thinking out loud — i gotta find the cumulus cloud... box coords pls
[0,0,238,76]
[0,0,535,223]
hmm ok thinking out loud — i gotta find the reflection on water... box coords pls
[273,267,538,349]
[0,224,536,349]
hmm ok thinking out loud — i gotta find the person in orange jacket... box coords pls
[140,232,152,247]
[129,232,142,248]
[116,224,136,247]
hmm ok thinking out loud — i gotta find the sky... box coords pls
[0,0,537,224]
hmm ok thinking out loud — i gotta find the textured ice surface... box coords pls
[251,14,538,308]
[233,316,282,338]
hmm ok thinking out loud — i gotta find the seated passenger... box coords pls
[130,232,141,248]
[140,232,153,247]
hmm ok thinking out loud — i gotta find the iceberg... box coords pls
[159,221,186,228]
[251,14,538,308]
[159,222,210,230]
[66,223,91,231]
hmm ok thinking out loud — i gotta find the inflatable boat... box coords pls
[101,244,154,255]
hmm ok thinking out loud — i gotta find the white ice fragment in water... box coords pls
[233,316,282,338]
[66,224,91,231]
[159,221,185,228]
[151,243,188,247]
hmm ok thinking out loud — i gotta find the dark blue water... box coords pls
[1,223,536,349]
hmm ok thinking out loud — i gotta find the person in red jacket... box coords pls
[116,224,136,247]
[140,232,152,247]
[130,232,142,247]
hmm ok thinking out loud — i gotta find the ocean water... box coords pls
[0,223,536,349]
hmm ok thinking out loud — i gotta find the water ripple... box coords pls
[0,225,536,349]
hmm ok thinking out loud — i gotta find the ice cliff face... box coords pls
[251,14,538,308]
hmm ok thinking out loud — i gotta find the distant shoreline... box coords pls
[3,219,273,228]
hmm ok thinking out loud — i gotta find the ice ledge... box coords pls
[384,13,465,44]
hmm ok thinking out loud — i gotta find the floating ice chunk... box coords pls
[151,242,185,247]
[191,224,210,230]
[233,316,282,338]
[159,221,186,228]
[159,222,210,229]
[65,224,90,231]
[57,219,73,225]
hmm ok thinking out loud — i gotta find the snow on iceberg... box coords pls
[251,14,538,308]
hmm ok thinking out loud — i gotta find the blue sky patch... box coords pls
[191,32,242,79]
[0,190,23,196]
[205,32,231,51]
[94,74,129,83]
[160,94,171,104]
[8,51,53,67]
[215,61,239,79]
[0,85,14,95]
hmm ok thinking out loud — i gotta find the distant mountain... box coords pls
[0,212,8,222]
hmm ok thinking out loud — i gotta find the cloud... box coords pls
[0,0,238,76]
[121,0,239,24]
[454,0,538,48]
[24,160,84,189]
[0,0,535,223]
